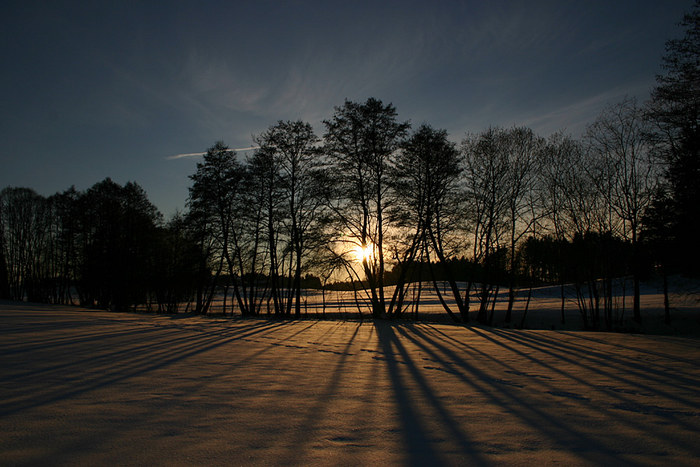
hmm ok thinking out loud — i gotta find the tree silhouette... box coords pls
[586,97,656,323]
[461,128,512,324]
[647,1,700,276]
[392,124,465,321]
[150,214,204,313]
[73,179,161,311]
[0,217,8,299]
[323,98,409,318]
[188,142,245,314]
[254,120,325,317]
[500,128,542,323]
[0,187,49,301]
[46,187,81,305]
[641,189,675,324]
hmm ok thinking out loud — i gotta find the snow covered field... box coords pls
[2,301,700,465]
[204,278,700,336]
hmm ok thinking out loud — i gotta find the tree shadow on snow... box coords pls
[410,324,700,462]
[0,318,288,417]
[374,321,489,466]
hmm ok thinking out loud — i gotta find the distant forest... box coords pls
[1,4,699,329]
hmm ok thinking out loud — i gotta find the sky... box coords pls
[0,0,693,217]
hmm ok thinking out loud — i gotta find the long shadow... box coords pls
[374,321,488,466]
[1,327,195,381]
[481,328,700,441]
[29,319,338,464]
[251,319,321,346]
[499,328,700,381]
[0,325,171,353]
[229,322,337,372]
[1,317,285,379]
[0,319,289,417]
[424,325,700,457]
[551,331,700,368]
[282,321,365,463]
[486,328,700,408]
[398,324,630,464]
[486,327,700,410]
[420,324,616,405]
[434,324,699,407]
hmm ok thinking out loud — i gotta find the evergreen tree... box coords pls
[647,1,700,275]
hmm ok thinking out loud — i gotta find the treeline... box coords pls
[0,180,204,312]
[1,3,698,328]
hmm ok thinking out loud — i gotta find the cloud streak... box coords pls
[166,151,205,160]
[166,146,259,160]
[518,81,655,137]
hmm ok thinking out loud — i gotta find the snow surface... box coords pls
[204,278,700,336]
[1,301,700,465]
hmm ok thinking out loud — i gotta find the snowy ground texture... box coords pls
[201,277,700,336]
[2,301,700,466]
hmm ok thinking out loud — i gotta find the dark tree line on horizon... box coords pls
[1,3,699,330]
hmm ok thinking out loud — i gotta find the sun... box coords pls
[353,243,375,263]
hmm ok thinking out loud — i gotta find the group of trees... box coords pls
[0,180,204,312]
[1,2,698,329]
[185,122,329,317]
[183,95,656,328]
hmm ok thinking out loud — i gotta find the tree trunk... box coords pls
[505,281,516,323]
[632,235,641,324]
[663,265,671,325]
[560,282,566,325]
[519,284,533,329]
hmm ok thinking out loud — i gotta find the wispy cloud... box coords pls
[166,146,259,160]
[519,82,654,137]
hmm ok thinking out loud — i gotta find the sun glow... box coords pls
[353,243,375,263]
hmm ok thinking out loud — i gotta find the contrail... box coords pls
[232,146,260,152]
[166,151,205,160]
[166,146,259,160]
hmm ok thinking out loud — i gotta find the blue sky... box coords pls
[0,1,692,216]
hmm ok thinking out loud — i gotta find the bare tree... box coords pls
[392,124,465,321]
[461,128,511,324]
[586,97,657,324]
[323,98,409,318]
[245,146,283,316]
[0,187,50,301]
[254,120,325,317]
[538,133,595,325]
[501,128,543,323]
[46,187,81,305]
[188,142,244,314]
[0,204,8,299]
